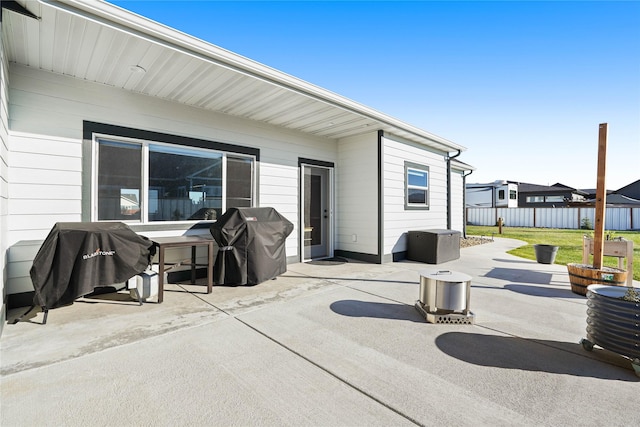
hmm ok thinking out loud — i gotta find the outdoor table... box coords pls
[152,236,215,303]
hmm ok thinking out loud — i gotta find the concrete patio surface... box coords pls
[1,237,639,426]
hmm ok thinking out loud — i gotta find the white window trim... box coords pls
[404,161,430,210]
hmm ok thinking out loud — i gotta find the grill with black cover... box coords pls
[25,222,156,322]
[210,207,293,285]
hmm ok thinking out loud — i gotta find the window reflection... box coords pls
[149,145,222,221]
[97,139,254,222]
[97,141,142,221]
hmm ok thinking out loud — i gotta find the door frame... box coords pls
[299,158,334,262]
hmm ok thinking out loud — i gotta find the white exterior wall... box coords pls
[450,169,464,233]
[6,65,337,295]
[1,30,9,331]
[381,135,448,260]
[336,132,378,256]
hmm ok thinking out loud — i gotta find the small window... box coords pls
[545,195,564,203]
[526,196,545,203]
[498,189,505,200]
[405,162,429,209]
[509,190,517,200]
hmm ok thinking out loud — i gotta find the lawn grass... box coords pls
[466,225,640,281]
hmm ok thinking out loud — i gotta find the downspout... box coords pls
[446,150,462,230]
[462,170,473,238]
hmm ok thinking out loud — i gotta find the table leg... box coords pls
[207,242,213,294]
[158,246,165,303]
[191,245,197,284]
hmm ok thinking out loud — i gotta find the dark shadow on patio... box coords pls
[330,299,424,322]
[484,267,553,285]
[504,284,583,299]
[435,332,637,381]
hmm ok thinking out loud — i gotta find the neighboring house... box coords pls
[517,182,587,207]
[0,1,472,327]
[570,179,640,207]
[614,179,640,200]
[578,188,615,200]
[465,180,518,208]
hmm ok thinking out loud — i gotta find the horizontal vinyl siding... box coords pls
[8,132,83,236]
[382,135,448,258]
[6,65,337,295]
[336,132,378,255]
[1,37,9,331]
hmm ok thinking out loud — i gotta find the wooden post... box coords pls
[593,123,608,269]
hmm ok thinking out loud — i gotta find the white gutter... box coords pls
[40,0,466,153]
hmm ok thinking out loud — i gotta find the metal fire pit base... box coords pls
[414,301,475,325]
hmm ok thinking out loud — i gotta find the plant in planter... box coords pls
[580,285,640,377]
[622,286,640,303]
[567,263,628,296]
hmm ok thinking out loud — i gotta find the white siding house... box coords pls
[1,15,9,333]
[0,0,472,321]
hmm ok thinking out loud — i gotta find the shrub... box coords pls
[580,217,593,230]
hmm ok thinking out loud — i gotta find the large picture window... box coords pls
[95,138,254,222]
[405,162,429,209]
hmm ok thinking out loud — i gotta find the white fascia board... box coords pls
[43,0,466,153]
[451,159,475,172]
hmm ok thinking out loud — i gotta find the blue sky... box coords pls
[108,0,640,190]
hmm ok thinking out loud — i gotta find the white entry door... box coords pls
[301,164,333,261]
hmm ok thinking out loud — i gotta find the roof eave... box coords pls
[44,0,465,153]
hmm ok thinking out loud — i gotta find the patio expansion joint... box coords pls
[178,275,423,425]
[230,307,423,426]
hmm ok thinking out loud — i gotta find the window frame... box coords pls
[91,132,256,224]
[404,161,430,210]
[544,195,565,203]
[526,195,545,203]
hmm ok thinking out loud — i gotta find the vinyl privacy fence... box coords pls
[466,207,640,231]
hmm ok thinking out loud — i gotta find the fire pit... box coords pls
[414,269,475,324]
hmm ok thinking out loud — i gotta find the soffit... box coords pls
[2,0,466,153]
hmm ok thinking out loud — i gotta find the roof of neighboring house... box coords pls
[614,179,640,197]
[569,193,640,207]
[516,182,588,195]
[3,0,467,156]
[605,194,640,205]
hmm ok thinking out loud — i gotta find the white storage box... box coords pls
[127,270,158,302]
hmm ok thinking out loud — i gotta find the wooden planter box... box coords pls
[582,237,634,287]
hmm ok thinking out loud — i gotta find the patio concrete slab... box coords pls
[1,316,411,426]
[2,237,639,426]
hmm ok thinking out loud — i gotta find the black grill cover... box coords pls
[210,207,293,285]
[30,222,156,309]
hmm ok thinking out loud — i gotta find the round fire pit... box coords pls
[415,269,474,324]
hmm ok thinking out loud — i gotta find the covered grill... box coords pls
[30,222,156,313]
[210,207,293,285]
